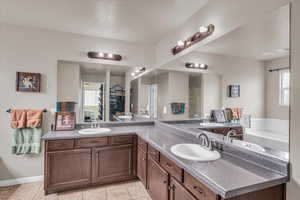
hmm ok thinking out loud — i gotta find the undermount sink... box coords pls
[118,115,133,120]
[170,143,221,162]
[78,128,111,135]
[200,123,225,127]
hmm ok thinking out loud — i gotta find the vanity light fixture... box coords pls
[177,40,185,47]
[185,62,208,70]
[87,51,122,61]
[131,67,146,76]
[172,24,215,55]
[199,26,209,33]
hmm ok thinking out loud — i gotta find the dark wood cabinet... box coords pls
[170,177,197,200]
[160,154,183,183]
[147,157,169,200]
[184,171,218,200]
[221,185,285,200]
[44,135,136,194]
[137,147,147,187]
[92,144,134,184]
[45,149,91,193]
[45,135,284,200]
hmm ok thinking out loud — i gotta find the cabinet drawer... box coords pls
[46,139,74,151]
[138,137,148,152]
[148,145,160,163]
[75,137,108,148]
[184,171,217,200]
[160,154,183,182]
[111,135,133,145]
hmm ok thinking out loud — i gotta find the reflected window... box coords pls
[83,82,104,122]
[279,69,290,106]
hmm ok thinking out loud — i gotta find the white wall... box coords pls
[57,61,81,120]
[189,76,202,117]
[287,1,300,199]
[201,74,222,117]
[264,56,290,120]
[0,23,154,180]
[162,52,266,118]
[168,72,190,120]
[220,57,265,118]
[156,73,170,120]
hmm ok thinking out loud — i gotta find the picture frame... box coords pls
[228,85,240,97]
[54,112,76,131]
[16,72,41,92]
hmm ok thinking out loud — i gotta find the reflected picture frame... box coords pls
[54,112,76,131]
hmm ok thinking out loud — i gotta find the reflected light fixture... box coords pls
[87,51,122,61]
[131,67,146,76]
[185,62,208,70]
[177,40,185,47]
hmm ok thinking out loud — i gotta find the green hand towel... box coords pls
[12,128,42,155]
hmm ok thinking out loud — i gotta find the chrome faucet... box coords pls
[198,133,210,149]
[225,130,243,142]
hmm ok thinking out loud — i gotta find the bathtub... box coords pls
[244,118,289,152]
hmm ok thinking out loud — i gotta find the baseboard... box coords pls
[0,176,44,187]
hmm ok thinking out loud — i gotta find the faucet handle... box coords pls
[210,140,223,151]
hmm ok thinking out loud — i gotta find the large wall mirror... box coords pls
[131,3,290,160]
[57,4,290,161]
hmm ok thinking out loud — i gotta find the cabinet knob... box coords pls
[193,186,204,194]
[166,163,173,168]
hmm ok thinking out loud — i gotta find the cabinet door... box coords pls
[92,144,134,184]
[170,177,197,200]
[137,147,147,187]
[147,157,169,200]
[45,149,91,193]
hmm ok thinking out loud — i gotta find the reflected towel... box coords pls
[12,128,42,155]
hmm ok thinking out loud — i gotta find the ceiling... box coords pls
[0,0,208,44]
[196,4,290,61]
[79,61,129,75]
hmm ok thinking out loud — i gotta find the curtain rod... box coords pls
[268,67,290,72]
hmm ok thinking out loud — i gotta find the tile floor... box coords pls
[0,181,152,200]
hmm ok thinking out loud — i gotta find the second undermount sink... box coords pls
[232,140,266,152]
[199,122,225,127]
[78,128,111,135]
[171,143,221,162]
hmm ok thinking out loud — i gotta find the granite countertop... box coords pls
[42,123,288,199]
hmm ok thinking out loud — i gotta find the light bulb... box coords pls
[108,53,113,58]
[177,40,185,47]
[200,64,207,68]
[131,72,135,76]
[199,26,208,33]
[194,63,200,68]
[135,69,140,73]
[98,52,104,57]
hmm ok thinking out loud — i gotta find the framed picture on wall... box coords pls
[228,85,240,97]
[54,112,76,131]
[16,72,41,92]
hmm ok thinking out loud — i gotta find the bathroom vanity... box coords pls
[42,121,288,199]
